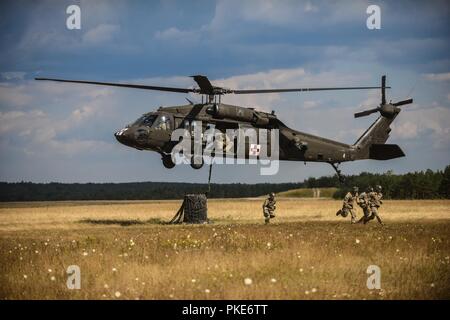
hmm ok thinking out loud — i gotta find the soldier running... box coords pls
[263,192,276,224]
[367,185,384,225]
[336,186,359,223]
[357,186,372,224]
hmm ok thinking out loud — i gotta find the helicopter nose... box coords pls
[114,128,132,145]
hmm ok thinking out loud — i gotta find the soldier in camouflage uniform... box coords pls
[357,186,372,224]
[336,186,359,223]
[263,192,276,224]
[367,185,384,225]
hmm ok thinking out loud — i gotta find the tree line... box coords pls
[313,165,450,200]
[0,165,448,201]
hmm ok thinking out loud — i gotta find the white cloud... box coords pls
[0,83,33,107]
[82,24,120,44]
[424,72,450,81]
[1,72,27,81]
[154,27,200,43]
[392,103,450,148]
[302,100,319,109]
[0,110,47,136]
[393,121,419,139]
[304,1,318,13]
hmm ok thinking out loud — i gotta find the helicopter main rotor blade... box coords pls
[34,78,196,94]
[191,75,215,95]
[35,76,391,97]
[232,86,390,94]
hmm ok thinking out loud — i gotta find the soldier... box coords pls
[263,192,276,224]
[356,186,372,224]
[367,185,384,226]
[336,186,359,223]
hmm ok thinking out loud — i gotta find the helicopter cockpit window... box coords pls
[153,115,171,130]
[133,115,157,127]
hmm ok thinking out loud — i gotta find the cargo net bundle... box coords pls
[169,194,209,224]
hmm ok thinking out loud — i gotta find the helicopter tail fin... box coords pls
[352,114,405,160]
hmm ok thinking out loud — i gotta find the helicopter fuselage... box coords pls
[114,103,358,168]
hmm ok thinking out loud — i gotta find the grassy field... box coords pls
[0,199,449,300]
[276,187,338,198]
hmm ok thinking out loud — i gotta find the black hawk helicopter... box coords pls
[35,75,412,181]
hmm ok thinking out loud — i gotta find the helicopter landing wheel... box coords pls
[162,155,176,169]
[190,155,204,169]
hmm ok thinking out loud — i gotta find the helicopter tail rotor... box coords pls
[354,75,413,119]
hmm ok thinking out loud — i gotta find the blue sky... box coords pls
[0,0,449,183]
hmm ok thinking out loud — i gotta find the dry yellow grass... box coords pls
[0,199,449,300]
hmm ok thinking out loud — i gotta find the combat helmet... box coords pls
[376,185,382,192]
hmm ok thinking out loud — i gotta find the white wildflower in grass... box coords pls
[48,269,52,273]
[135,278,139,281]
[191,279,196,283]
[35,250,39,254]
[311,288,317,293]
[50,276,56,281]
[141,282,146,285]
[205,289,210,294]
[299,268,304,273]
[82,252,88,256]
[112,268,117,272]
[92,249,96,253]
[169,294,174,298]
[44,242,48,246]
[305,290,310,295]
[396,249,400,253]
[355,239,360,244]
[270,278,277,283]
[114,291,121,298]
[430,283,435,288]
[104,284,109,289]
[23,275,28,279]
[244,278,253,285]
[266,242,272,248]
